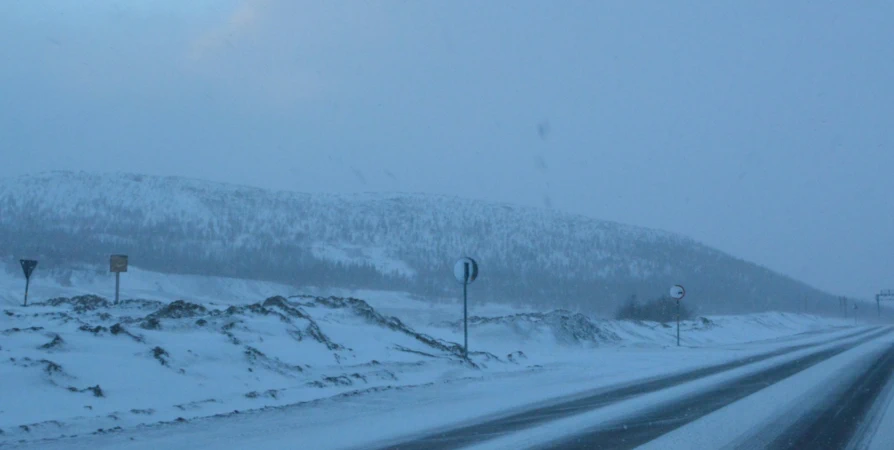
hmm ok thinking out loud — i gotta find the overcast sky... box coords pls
[2,1,892,299]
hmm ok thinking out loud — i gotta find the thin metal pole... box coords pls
[878,295,881,319]
[676,299,680,347]
[463,262,469,358]
[23,277,30,307]
[115,272,120,305]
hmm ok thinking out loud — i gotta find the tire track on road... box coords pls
[379,327,882,450]
[541,327,893,450]
[766,343,894,449]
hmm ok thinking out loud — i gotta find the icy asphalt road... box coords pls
[382,327,886,450]
[453,326,894,450]
[6,326,893,450]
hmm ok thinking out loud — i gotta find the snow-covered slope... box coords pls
[0,171,835,314]
[0,289,850,444]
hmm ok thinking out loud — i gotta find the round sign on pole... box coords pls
[453,257,479,285]
[670,285,686,300]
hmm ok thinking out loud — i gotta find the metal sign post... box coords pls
[877,290,894,320]
[110,255,128,305]
[453,257,479,358]
[670,285,686,347]
[19,259,38,306]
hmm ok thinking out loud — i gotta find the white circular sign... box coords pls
[453,257,479,285]
[670,285,686,300]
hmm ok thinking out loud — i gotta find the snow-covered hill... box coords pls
[0,171,835,314]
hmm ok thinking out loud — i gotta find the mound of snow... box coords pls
[0,290,852,444]
[0,293,513,442]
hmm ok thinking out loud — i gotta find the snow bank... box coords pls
[0,294,505,442]
[0,286,850,445]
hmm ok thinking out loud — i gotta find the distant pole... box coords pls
[115,272,121,305]
[463,262,469,358]
[676,299,680,347]
[23,277,31,307]
[844,298,848,320]
[878,295,881,319]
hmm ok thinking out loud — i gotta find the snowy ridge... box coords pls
[0,289,851,445]
[0,293,496,442]
[0,171,835,314]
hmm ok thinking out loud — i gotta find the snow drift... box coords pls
[0,291,849,444]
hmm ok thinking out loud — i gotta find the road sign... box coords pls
[20,259,37,279]
[110,255,128,305]
[453,257,479,285]
[878,290,894,319]
[110,255,128,273]
[19,259,37,307]
[670,285,686,300]
[453,257,479,358]
[670,285,686,347]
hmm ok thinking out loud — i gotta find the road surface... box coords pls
[9,326,894,450]
[381,326,894,450]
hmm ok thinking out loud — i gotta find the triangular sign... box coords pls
[20,259,38,279]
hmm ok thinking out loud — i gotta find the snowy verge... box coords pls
[1,322,869,450]
[0,289,854,447]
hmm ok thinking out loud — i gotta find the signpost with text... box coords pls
[110,255,128,305]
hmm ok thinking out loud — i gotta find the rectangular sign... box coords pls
[110,254,128,273]
[20,259,37,279]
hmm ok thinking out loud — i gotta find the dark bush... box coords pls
[616,295,693,323]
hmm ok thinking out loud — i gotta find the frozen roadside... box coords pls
[3,325,876,450]
[467,327,893,450]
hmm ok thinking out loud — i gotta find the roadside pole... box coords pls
[453,257,479,358]
[877,290,894,321]
[110,255,128,304]
[676,300,680,346]
[670,285,686,347]
[19,259,38,306]
[463,263,468,356]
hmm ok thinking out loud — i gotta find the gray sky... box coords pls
[2,1,893,299]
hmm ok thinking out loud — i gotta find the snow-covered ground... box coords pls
[0,266,858,448]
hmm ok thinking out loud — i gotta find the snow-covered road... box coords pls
[1,269,883,450]
[5,325,889,450]
[468,327,894,450]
